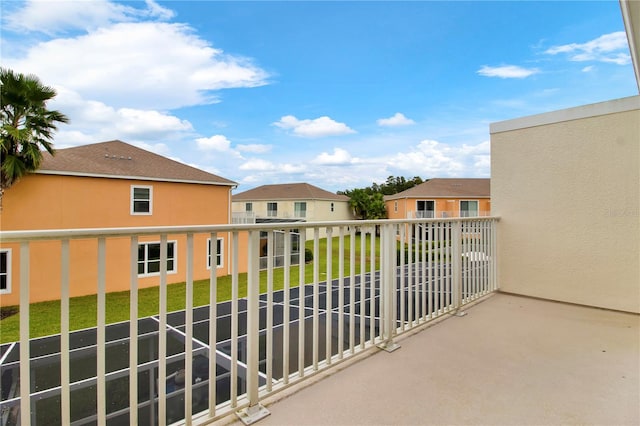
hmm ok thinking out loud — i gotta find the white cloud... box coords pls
[459,140,490,155]
[5,21,270,110]
[237,144,273,154]
[239,159,306,174]
[196,135,232,151]
[477,65,540,79]
[582,65,595,73]
[142,0,175,21]
[473,155,490,170]
[50,86,193,146]
[133,141,172,157]
[273,115,356,138]
[231,137,491,193]
[544,32,630,65]
[312,148,353,165]
[239,159,277,171]
[389,139,464,175]
[3,0,174,34]
[353,138,492,182]
[195,135,244,160]
[377,112,415,127]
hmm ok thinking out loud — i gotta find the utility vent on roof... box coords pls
[104,154,132,160]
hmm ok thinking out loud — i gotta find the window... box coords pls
[258,230,301,270]
[294,202,307,218]
[131,186,152,215]
[245,202,253,213]
[330,202,334,212]
[207,238,224,269]
[0,249,11,294]
[267,202,278,217]
[416,200,435,218]
[460,200,479,217]
[138,241,176,276]
[394,201,398,213]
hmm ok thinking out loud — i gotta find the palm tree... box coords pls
[0,68,69,207]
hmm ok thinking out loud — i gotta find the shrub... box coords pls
[304,248,313,263]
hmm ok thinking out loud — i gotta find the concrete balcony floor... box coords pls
[225,293,639,426]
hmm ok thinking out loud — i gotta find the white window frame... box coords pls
[294,201,307,218]
[131,185,153,215]
[0,249,11,294]
[460,200,479,217]
[138,240,177,277]
[267,202,278,217]
[394,201,398,213]
[207,237,224,269]
[245,202,253,213]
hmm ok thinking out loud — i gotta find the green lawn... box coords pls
[0,234,382,343]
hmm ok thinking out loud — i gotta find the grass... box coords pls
[0,234,383,343]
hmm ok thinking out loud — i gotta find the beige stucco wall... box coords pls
[491,96,640,313]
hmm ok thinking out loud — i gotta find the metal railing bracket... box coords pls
[236,404,270,425]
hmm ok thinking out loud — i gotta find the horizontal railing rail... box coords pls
[0,217,498,426]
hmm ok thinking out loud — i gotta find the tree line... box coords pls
[338,176,424,220]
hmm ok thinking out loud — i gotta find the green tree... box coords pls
[0,68,68,206]
[347,189,387,220]
[339,175,424,199]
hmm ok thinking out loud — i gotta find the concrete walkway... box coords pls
[223,293,640,426]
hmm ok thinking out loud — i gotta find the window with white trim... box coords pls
[460,200,479,217]
[131,185,152,215]
[138,241,176,276]
[267,202,277,217]
[245,202,253,213]
[207,238,224,269]
[294,202,307,218]
[0,249,11,294]
[416,200,435,218]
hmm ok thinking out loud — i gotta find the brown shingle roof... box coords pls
[233,183,349,201]
[384,178,490,200]
[38,140,236,186]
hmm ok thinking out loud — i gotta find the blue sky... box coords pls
[2,0,637,192]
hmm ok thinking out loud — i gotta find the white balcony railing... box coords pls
[411,210,492,219]
[0,217,498,426]
[232,212,256,224]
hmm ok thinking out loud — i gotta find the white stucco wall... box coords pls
[491,96,640,313]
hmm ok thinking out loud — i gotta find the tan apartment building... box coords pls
[232,182,355,239]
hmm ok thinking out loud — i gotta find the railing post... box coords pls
[451,220,466,317]
[378,223,400,353]
[19,242,31,426]
[237,230,270,425]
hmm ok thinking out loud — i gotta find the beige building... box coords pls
[491,96,639,313]
[232,182,355,238]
